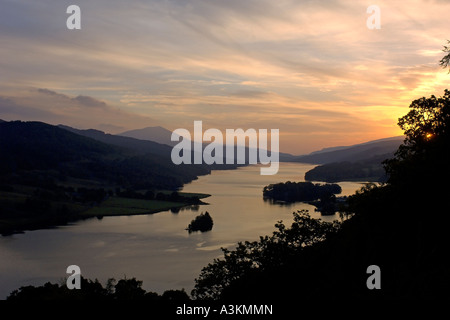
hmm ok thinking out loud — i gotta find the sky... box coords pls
[0,0,449,154]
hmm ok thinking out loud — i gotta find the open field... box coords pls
[82,197,193,217]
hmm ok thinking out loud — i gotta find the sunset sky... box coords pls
[1,0,449,154]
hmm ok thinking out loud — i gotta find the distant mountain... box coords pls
[0,119,5,123]
[59,125,240,170]
[292,136,404,164]
[307,136,404,156]
[119,126,179,147]
[119,125,295,163]
[294,136,405,182]
[307,145,350,155]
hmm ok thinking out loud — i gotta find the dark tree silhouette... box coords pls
[114,278,146,300]
[192,87,450,300]
[187,212,213,233]
[191,210,340,300]
[263,181,341,202]
[7,276,190,301]
[384,89,450,186]
[440,40,450,71]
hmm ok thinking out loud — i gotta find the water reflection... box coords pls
[263,197,297,208]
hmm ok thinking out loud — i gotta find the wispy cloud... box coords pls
[1,0,449,153]
[0,87,157,132]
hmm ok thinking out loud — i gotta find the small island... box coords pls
[263,181,341,202]
[263,181,343,215]
[186,211,213,233]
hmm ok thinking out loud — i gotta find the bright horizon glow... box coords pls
[1,0,449,154]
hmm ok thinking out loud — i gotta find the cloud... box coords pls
[37,89,106,108]
[72,95,107,108]
[0,95,56,119]
[1,0,450,153]
[0,87,157,133]
[37,88,66,97]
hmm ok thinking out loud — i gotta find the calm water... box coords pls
[0,163,365,298]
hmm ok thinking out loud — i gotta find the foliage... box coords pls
[7,276,190,301]
[187,211,213,233]
[263,181,341,202]
[383,89,450,186]
[440,40,450,71]
[191,210,340,300]
[192,88,450,300]
[343,90,450,298]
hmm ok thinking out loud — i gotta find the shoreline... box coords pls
[0,193,211,236]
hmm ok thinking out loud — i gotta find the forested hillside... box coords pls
[0,121,211,235]
[304,153,391,182]
[0,121,210,190]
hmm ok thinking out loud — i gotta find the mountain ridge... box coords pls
[292,136,404,164]
[307,136,404,156]
[58,124,174,157]
[0,120,210,190]
[119,126,180,147]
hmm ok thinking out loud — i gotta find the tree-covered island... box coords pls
[263,181,343,215]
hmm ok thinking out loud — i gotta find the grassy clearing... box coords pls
[82,197,188,217]
[136,189,211,199]
[177,192,210,199]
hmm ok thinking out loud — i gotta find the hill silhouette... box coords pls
[0,121,119,173]
[296,137,403,182]
[119,126,180,147]
[59,124,241,171]
[120,124,295,164]
[304,153,391,182]
[59,125,174,157]
[292,136,403,164]
[1,121,209,190]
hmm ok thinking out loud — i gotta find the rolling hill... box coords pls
[304,153,391,182]
[120,125,295,163]
[59,125,174,157]
[0,120,210,190]
[119,126,179,147]
[59,124,240,170]
[0,121,119,173]
[292,136,404,164]
[297,137,404,182]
